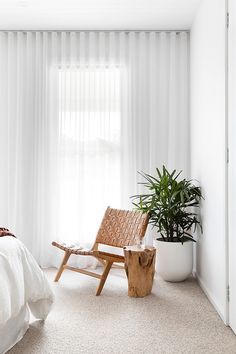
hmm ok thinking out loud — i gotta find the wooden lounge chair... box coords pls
[52,207,149,295]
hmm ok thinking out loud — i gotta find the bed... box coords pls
[0,236,54,354]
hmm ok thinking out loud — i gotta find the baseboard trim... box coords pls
[194,272,227,324]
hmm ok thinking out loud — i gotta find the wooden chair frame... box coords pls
[52,207,149,295]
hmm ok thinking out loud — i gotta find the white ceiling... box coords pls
[0,0,201,30]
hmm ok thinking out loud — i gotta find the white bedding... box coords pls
[0,305,29,354]
[0,236,54,353]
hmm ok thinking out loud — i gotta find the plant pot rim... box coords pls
[155,237,192,243]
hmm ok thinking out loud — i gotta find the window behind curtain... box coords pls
[57,67,121,246]
[0,31,189,266]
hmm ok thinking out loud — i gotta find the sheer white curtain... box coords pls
[0,31,189,267]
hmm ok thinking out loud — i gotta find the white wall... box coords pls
[190,0,227,322]
[228,0,236,334]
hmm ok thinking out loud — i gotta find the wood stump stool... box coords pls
[123,246,156,297]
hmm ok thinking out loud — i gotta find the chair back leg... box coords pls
[54,251,71,282]
[96,260,113,296]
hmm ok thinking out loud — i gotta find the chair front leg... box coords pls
[54,250,71,282]
[96,260,113,296]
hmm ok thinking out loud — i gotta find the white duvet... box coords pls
[0,236,54,326]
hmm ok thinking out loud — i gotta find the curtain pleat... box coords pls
[0,31,189,266]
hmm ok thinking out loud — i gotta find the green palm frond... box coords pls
[130,167,203,243]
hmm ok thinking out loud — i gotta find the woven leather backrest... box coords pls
[95,207,149,248]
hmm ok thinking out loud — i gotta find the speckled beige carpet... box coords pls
[8,268,236,354]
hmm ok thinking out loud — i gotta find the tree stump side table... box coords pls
[123,246,156,298]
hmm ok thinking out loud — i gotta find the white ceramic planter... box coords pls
[154,239,193,282]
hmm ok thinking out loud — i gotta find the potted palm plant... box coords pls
[131,166,203,282]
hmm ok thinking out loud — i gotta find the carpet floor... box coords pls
[8,268,236,354]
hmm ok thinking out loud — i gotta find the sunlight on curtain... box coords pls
[0,31,189,267]
[57,68,121,245]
